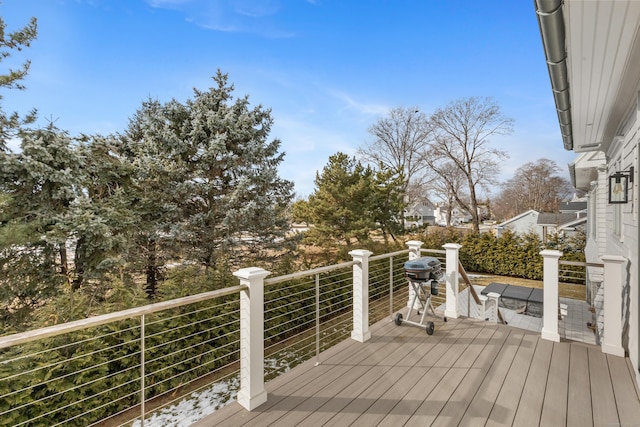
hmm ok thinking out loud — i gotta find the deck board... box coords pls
[192,315,640,427]
[540,341,569,426]
[610,356,640,426]
[588,347,620,426]
[430,325,508,427]
[457,329,525,425]
[566,344,593,426]
[485,333,538,426]
[511,336,553,427]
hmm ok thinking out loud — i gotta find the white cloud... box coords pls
[144,0,294,38]
[328,89,389,116]
[272,114,361,198]
[232,0,280,17]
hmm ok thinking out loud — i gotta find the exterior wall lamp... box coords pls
[608,167,634,204]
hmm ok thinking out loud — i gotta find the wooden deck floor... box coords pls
[193,315,640,426]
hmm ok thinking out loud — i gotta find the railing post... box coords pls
[350,249,373,343]
[233,267,270,411]
[140,315,146,426]
[406,240,424,309]
[443,243,462,319]
[601,255,627,357]
[541,249,562,342]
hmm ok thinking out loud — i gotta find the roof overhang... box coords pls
[535,0,640,154]
[569,151,606,191]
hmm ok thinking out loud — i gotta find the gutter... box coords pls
[534,0,573,151]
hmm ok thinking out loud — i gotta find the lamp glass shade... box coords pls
[609,173,628,204]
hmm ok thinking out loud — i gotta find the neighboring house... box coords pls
[476,204,491,221]
[557,215,587,238]
[404,201,436,228]
[559,197,587,215]
[536,0,640,387]
[433,204,472,226]
[496,209,586,242]
[536,212,585,243]
[495,209,540,238]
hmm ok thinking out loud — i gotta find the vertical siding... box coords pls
[629,101,640,386]
[604,98,640,388]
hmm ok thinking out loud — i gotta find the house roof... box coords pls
[496,209,539,228]
[557,216,587,231]
[559,200,587,213]
[537,212,581,226]
[405,202,434,216]
[569,151,606,191]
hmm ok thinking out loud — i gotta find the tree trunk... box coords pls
[59,244,71,287]
[72,237,86,291]
[145,238,159,298]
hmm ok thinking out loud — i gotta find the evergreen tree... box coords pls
[295,152,404,248]
[0,13,37,150]
[119,98,184,296]
[0,124,82,327]
[70,135,134,291]
[368,166,405,243]
[122,71,294,272]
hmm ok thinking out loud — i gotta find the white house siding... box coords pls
[623,103,639,385]
[535,0,640,388]
[601,98,640,387]
[583,103,639,387]
[496,210,541,239]
[597,166,608,257]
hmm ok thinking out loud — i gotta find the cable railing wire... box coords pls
[0,251,417,426]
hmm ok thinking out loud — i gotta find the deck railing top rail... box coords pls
[559,259,604,268]
[264,260,358,285]
[0,284,246,350]
[369,248,409,261]
[0,252,403,351]
[0,250,406,351]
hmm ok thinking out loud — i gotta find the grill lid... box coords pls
[404,256,441,271]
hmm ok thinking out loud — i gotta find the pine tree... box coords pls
[122,71,294,275]
[0,13,37,150]
[70,135,134,291]
[0,124,82,327]
[295,153,404,248]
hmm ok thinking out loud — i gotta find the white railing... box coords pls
[0,241,460,426]
[540,251,625,356]
[2,241,625,425]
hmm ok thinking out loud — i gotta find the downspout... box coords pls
[534,0,573,151]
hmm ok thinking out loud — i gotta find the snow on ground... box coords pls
[132,377,239,427]
[132,356,294,426]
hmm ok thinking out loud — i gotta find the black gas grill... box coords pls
[394,256,446,335]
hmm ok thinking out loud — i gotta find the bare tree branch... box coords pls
[493,158,574,220]
[427,97,513,231]
[359,107,434,204]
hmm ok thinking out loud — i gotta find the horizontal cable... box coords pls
[1,322,141,365]
[145,309,240,341]
[0,285,245,350]
[265,262,357,286]
[145,298,238,327]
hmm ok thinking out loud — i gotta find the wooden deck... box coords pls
[193,315,640,426]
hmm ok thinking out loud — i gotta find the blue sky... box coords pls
[2,0,576,198]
